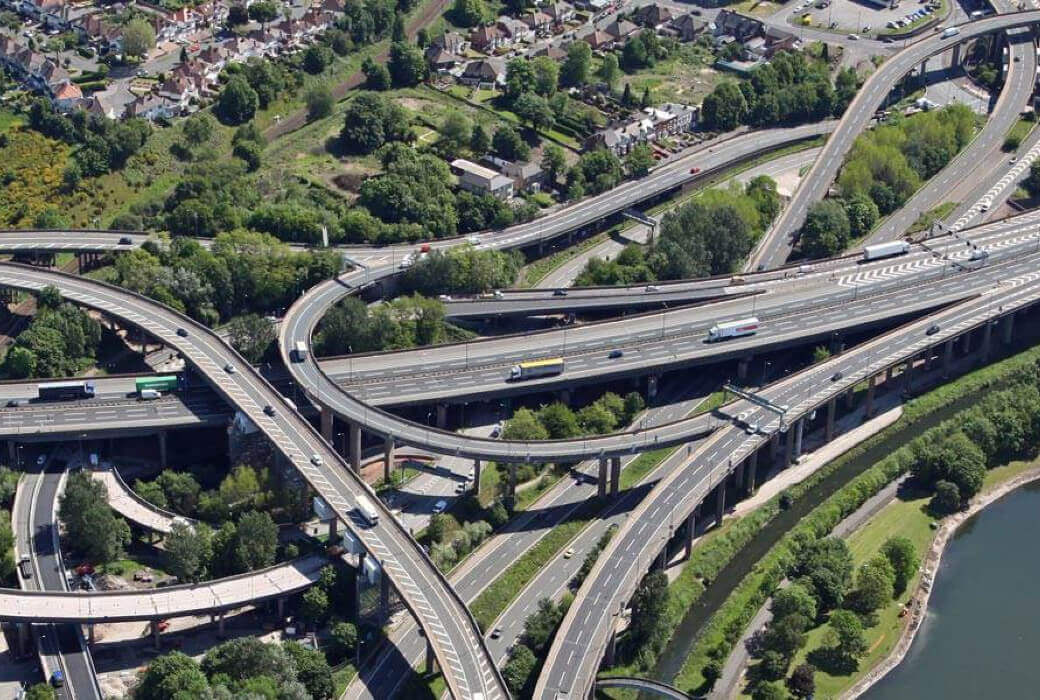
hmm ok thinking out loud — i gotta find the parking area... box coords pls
[790,0,946,36]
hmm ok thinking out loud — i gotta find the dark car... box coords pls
[176,327,188,337]
[263,404,276,416]
[831,371,843,382]
[926,324,940,336]
[609,349,624,359]
[118,236,133,245]
[553,289,568,297]
[490,627,502,640]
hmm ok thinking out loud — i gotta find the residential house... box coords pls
[544,1,575,25]
[469,24,506,52]
[430,30,468,55]
[33,59,69,95]
[632,3,675,28]
[85,91,120,120]
[764,26,799,56]
[36,0,69,29]
[531,44,566,61]
[458,57,506,88]
[50,79,81,110]
[581,29,613,50]
[496,16,533,43]
[451,158,514,199]
[574,0,609,11]
[482,155,545,192]
[668,13,707,42]
[713,9,764,43]
[585,102,698,155]
[124,92,179,120]
[426,45,462,72]
[521,10,552,33]
[602,19,639,43]
[158,74,199,109]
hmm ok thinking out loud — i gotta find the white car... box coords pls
[432,500,448,514]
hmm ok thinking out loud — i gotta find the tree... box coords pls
[541,143,567,187]
[502,407,549,440]
[227,313,276,362]
[300,587,331,625]
[164,520,211,582]
[827,609,868,662]
[122,18,156,59]
[531,56,559,97]
[844,193,879,238]
[388,41,427,87]
[849,555,895,614]
[438,110,472,156]
[226,4,249,27]
[303,44,335,74]
[24,685,57,700]
[513,92,554,130]
[58,471,130,563]
[629,570,669,647]
[470,123,490,156]
[702,81,748,131]
[448,0,486,26]
[651,199,754,279]
[503,644,537,694]
[751,681,789,700]
[771,584,817,622]
[538,402,580,439]
[216,75,259,125]
[233,510,278,571]
[4,346,36,379]
[340,92,410,154]
[702,659,722,688]
[1026,159,1040,197]
[182,112,214,147]
[787,663,816,698]
[391,11,406,42]
[800,200,851,258]
[330,621,358,658]
[362,56,391,90]
[156,471,202,514]
[598,53,621,89]
[304,83,335,122]
[523,598,565,653]
[201,637,296,685]
[881,536,919,595]
[248,0,279,29]
[795,537,853,612]
[492,125,529,161]
[763,613,808,657]
[135,651,209,700]
[560,41,592,87]
[932,479,962,514]
[283,641,334,699]
[625,143,654,178]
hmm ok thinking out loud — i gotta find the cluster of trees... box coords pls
[314,294,466,355]
[59,471,131,564]
[802,104,975,257]
[27,98,150,177]
[297,565,355,632]
[426,512,493,571]
[162,509,280,582]
[340,141,536,242]
[4,286,102,379]
[399,246,522,296]
[577,178,781,286]
[0,468,14,582]
[105,233,339,325]
[1026,159,1040,198]
[339,92,412,155]
[501,392,647,441]
[701,51,858,131]
[217,57,307,125]
[134,637,332,700]
[739,534,918,697]
[503,596,572,695]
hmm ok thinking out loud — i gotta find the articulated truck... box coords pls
[355,495,380,526]
[706,317,760,342]
[509,358,565,381]
[862,240,910,261]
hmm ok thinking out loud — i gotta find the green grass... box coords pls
[514,471,564,511]
[519,231,611,287]
[692,390,728,416]
[0,110,22,135]
[908,201,957,234]
[331,663,357,697]
[1004,116,1035,150]
[96,557,169,579]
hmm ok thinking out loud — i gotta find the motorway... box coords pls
[758,10,1040,267]
[535,251,1040,699]
[0,264,507,700]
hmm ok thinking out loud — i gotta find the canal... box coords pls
[865,482,1040,699]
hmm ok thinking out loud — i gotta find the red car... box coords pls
[690,167,701,174]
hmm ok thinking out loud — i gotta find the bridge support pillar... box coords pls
[329,516,338,541]
[86,624,95,645]
[825,398,836,443]
[598,457,608,498]
[472,459,481,495]
[16,622,29,655]
[320,406,334,442]
[952,41,962,67]
[383,436,394,484]
[158,429,168,467]
[770,431,781,464]
[506,463,517,510]
[918,58,927,84]
[735,460,745,492]
[349,422,362,473]
[685,511,697,558]
[277,597,285,619]
[604,627,617,667]
[844,387,854,411]
[217,612,225,637]
[737,357,751,382]
[7,441,15,467]
[943,339,954,379]
[793,418,804,460]
[745,451,758,496]
[783,425,794,468]
[884,365,894,385]
[436,403,448,429]
[558,388,571,406]
[655,547,667,571]
[425,636,437,675]
[923,345,933,371]
[865,375,877,418]
[610,457,621,495]
[380,570,391,623]
[1003,313,1015,344]
[647,374,658,400]
[961,331,971,356]
[902,355,915,393]
[715,478,726,527]
[981,320,994,362]
[151,619,162,650]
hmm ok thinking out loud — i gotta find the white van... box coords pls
[139,389,161,400]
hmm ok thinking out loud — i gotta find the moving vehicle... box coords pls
[176,327,188,337]
[18,555,31,579]
[136,375,178,395]
[263,404,276,416]
[310,454,323,466]
[118,236,133,245]
[224,363,236,374]
[645,284,659,292]
[862,240,911,261]
[971,248,989,261]
[139,389,161,400]
[706,317,760,342]
[50,671,64,688]
[553,288,568,297]
[690,167,701,174]
[609,349,624,359]
[509,358,565,381]
[355,495,380,525]
[293,341,308,362]
[831,371,844,382]
[432,499,448,514]
[941,26,960,39]
[37,380,96,401]
[926,324,941,335]
[490,627,502,639]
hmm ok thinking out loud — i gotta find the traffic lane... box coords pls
[538,274,1040,696]
[0,267,502,700]
[348,380,710,700]
[440,286,731,319]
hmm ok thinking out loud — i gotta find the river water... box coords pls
[864,482,1040,700]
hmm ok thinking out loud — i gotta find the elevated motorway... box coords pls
[534,253,1040,699]
[0,264,506,700]
[757,11,1040,268]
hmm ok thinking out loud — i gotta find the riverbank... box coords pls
[844,464,1040,699]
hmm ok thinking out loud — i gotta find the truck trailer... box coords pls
[862,240,910,261]
[706,317,760,342]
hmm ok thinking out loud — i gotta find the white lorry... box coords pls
[293,341,308,362]
[862,240,910,261]
[706,317,760,342]
[356,495,380,526]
